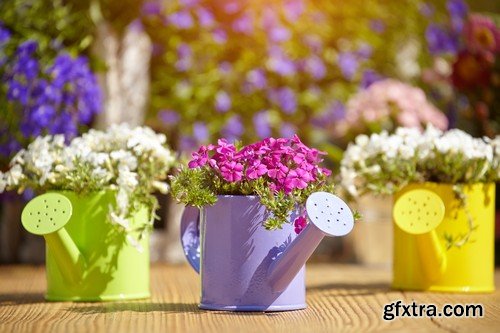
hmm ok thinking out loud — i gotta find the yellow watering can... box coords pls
[392,182,495,292]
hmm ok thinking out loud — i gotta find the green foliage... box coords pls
[169,167,218,208]
[0,0,95,59]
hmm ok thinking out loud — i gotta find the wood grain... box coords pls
[0,264,498,333]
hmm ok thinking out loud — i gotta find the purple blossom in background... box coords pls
[49,112,77,137]
[215,91,231,113]
[17,40,37,55]
[270,26,291,42]
[212,29,227,44]
[337,52,358,81]
[284,0,305,22]
[180,0,200,7]
[447,0,468,33]
[253,111,272,139]
[197,7,215,27]
[224,1,240,14]
[219,62,232,74]
[175,43,192,71]
[312,101,345,127]
[425,24,459,55]
[168,11,194,29]
[419,3,435,17]
[180,135,198,152]
[303,34,323,53]
[0,138,21,158]
[222,115,244,141]
[263,9,290,42]
[232,14,253,35]
[280,122,297,138]
[361,69,383,88]
[447,0,468,18]
[193,122,209,142]
[270,87,297,114]
[0,25,10,67]
[159,109,180,125]
[7,80,29,105]
[369,19,386,34]
[304,56,326,80]
[243,69,267,93]
[357,43,373,60]
[30,104,55,127]
[141,1,162,16]
[267,47,296,77]
[0,24,11,44]
[1,35,101,156]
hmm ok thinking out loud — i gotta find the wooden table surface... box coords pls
[0,264,498,333]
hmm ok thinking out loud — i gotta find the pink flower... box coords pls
[188,136,332,193]
[339,79,449,136]
[284,168,312,193]
[294,215,307,234]
[216,138,237,155]
[464,14,500,55]
[220,161,244,182]
[246,160,268,180]
[267,163,289,180]
[319,167,332,177]
[188,145,211,168]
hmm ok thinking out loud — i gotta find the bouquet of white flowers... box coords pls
[0,124,176,244]
[341,126,500,198]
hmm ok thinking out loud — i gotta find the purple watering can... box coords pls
[180,192,354,312]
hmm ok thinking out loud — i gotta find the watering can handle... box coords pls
[180,206,201,274]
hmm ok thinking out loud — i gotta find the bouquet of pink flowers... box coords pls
[171,136,334,231]
[334,79,448,141]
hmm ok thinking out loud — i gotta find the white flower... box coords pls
[152,181,170,194]
[3,124,176,245]
[109,211,131,230]
[111,150,138,171]
[117,167,138,191]
[5,165,23,187]
[116,189,130,215]
[126,235,144,253]
[92,167,112,181]
[354,134,369,147]
[340,126,499,197]
[0,173,6,193]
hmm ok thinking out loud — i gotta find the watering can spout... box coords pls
[393,189,447,281]
[267,192,354,293]
[21,193,86,284]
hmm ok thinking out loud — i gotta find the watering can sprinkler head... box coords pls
[268,192,354,293]
[22,193,73,235]
[393,189,447,280]
[305,192,355,236]
[21,193,86,284]
[393,189,445,235]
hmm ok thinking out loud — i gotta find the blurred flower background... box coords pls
[0,0,499,263]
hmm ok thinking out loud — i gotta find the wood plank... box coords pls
[0,264,498,333]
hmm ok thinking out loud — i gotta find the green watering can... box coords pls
[21,191,150,301]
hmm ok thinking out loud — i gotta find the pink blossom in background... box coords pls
[187,135,331,194]
[464,14,500,55]
[338,79,448,136]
